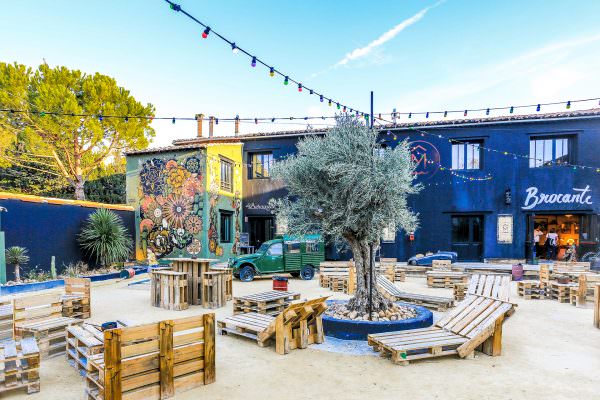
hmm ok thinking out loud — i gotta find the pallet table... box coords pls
[547,281,577,303]
[164,258,217,306]
[202,271,228,309]
[0,298,13,341]
[0,337,40,395]
[517,280,544,300]
[233,291,301,316]
[210,266,233,301]
[150,270,189,311]
[426,271,469,288]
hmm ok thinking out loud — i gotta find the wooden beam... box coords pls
[203,313,216,384]
[104,328,123,400]
[159,320,174,399]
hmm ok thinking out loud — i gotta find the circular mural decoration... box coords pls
[409,140,440,179]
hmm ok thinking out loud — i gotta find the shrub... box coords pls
[5,246,29,282]
[78,208,132,267]
[61,261,89,277]
[24,267,52,282]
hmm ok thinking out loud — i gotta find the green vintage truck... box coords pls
[228,234,325,282]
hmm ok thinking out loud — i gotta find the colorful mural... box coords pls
[138,156,204,259]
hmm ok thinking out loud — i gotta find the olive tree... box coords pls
[271,116,420,313]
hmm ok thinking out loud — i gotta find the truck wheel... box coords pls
[300,265,315,280]
[290,272,300,278]
[239,266,255,282]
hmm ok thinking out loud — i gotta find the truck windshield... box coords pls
[256,243,270,253]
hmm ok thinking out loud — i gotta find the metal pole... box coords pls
[368,91,374,320]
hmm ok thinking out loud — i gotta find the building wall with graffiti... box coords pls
[125,143,243,262]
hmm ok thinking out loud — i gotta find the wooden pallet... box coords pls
[394,264,430,276]
[0,298,13,342]
[375,263,395,283]
[14,293,83,359]
[86,314,215,400]
[233,291,301,315]
[0,337,40,395]
[202,271,228,309]
[66,324,105,376]
[432,259,452,271]
[594,283,600,329]
[219,297,328,355]
[150,269,189,311]
[368,295,515,365]
[517,280,544,300]
[467,274,511,301]
[319,261,356,294]
[453,283,467,302]
[547,281,576,303]
[209,266,233,301]
[63,278,91,319]
[377,276,454,311]
[426,271,469,288]
[394,268,406,282]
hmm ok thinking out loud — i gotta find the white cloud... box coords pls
[333,1,444,68]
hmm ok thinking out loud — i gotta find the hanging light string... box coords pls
[379,97,600,120]
[408,144,494,182]
[163,0,367,117]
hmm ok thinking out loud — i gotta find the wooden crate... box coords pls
[547,281,576,303]
[86,314,215,400]
[393,267,406,282]
[233,291,301,316]
[432,259,452,271]
[63,278,91,319]
[0,298,13,341]
[517,280,544,300]
[0,337,40,395]
[13,293,83,359]
[453,283,467,302]
[210,266,233,301]
[150,270,189,311]
[202,271,228,309]
[426,271,469,288]
[66,324,104,376]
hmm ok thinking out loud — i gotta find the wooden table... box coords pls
[150,270,189,311]
[210,266,233,301]
[163,258,217,306]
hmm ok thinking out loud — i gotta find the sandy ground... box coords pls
[7,274,600,400]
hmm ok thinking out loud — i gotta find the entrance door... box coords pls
[451,215,483,261]
[248,216,274,249]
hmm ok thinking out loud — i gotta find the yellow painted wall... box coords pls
[205,143,243,199]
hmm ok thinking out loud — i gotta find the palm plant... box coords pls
[6,246,29,282]
[78,208,133,267]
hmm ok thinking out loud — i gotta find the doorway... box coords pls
[529,214,583,260]
[248,216,274,249]
[451,215,484,261]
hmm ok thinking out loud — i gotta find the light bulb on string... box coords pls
[444,111,447,118]
[254,118,258,124]
[298,84,302,92]
[172,117,175,124]
[125,116,129,122]
[336,103,340,110]
[426,112,429,118]
[251,56,257,67]
[464,110,468,117]
[231,43,238,54]
[566,101,571,109]
[319,95,323,102]
[202,27,210,39]
[486,108,490,116]
[536,104,541,112]
[309,89,313,95]
[98,114,103,122]
[408,112,412,119]
[328,100,332,107]
[343,106,346,112]
[271,118,275,122]
[510,106,514,114]
[284,76,289,85]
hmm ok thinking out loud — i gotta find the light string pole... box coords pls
[369,90,374,320]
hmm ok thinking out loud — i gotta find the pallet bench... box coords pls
[426,271,469,288]
[547,281,576,303]
[517,280,544,300]
[377,276,454,311]
[467,274,511,301]
[62,277,91,319]
[368,294,516,365]
[86,314,215,400]
[13,293,83,359]
[218,297,328,355]
[0,337,40,395]
[233,290,301,316]
[0,298,13,341]
[150,269,189,311]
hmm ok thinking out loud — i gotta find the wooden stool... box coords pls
[150,270,189,311]
[210,266,233,301]
[453,283,467,302]
[202,271,228,309]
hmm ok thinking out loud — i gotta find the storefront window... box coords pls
[529,137,572,167]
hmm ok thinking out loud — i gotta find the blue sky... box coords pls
[2,0,600,147]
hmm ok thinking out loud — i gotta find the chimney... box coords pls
[195,113,204,138]
[209,116,214,138]
[234,115,239,136]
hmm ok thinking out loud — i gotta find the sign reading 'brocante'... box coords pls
[522,185,593,210]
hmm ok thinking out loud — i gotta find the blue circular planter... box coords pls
[322,300,433,340]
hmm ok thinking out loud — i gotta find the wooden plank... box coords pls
[104,329,123,400]
[159,320,174,399]
[203,313,215,385]
[594,283,600,329]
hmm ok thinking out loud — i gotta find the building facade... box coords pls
[133,109,600,262]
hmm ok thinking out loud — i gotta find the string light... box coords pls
[172,117,175,124]
[444,111,447,118]
[98,114,103,122]
[320,95,323,103]
[269,67,274,77]
[536,104,541,112]
[251,56,256,67]
[202,26,211,39]
[486,108,490,116]
[464,110,468,117]
[328,100,332,107]
[426,112,429,118]
[284,76,289,85]
[566,100,571,109]
[509,106,514,114]
[298,84,302,92]
[231,42,238,53]
[336,103,340,110]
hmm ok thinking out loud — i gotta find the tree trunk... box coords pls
[14,263,20,282]
[74,177,86,200]
[345,235,391,314]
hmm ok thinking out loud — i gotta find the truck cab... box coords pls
[228,234,325,282]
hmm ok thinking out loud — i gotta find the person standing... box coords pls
[546,228,559,260]
[533,226,543,259]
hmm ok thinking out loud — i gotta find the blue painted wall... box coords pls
[0,198,135,281]
[239,116,600,261]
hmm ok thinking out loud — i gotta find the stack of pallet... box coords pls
[426,271,469,288]
[319,261,356,294]
[0,337,40,395]
[62,277,91,319]
[233,291,301,316]
[202,271,229,309]
[376,262,395,282]
[547,281,576,303]
[0,298,13,341]
[394,264,430,276]
[210,266,233,301]
[569,273,600,306]
[13,293,83,359]
[453,283,467,301]
[517,280,544,300]
[432,259,452,271]
[539,263,551,291]
[85,314,215,400]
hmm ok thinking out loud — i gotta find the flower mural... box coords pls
[166,165,191,195]
[162,195,192,228]
[184,214,203,234]
[139,158,166,196]
[186,238,201,255]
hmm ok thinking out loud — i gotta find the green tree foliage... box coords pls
[5,246,29,282]
[78,208,133,267]
[271,116,421,312]
[0,62,155,200]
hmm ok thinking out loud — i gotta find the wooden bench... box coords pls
[150,269,189,311]
[0,337,40,395]
[62,277,91,319]
[86,314,215,400]
[368,295,516,365]
[233,291,301,316]
[13,293,83,359]
[377,276,454,311]
[467,274,511,301]
[426,271,469,288]
[218,297,328,355]
[0,298,13,341]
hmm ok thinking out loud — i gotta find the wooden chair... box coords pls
[467,274,511,301]
[368,295,516,365]
[377,276,454,311]
[62,277,91,319]
[218,296,329,355]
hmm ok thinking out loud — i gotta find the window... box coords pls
[529,137,571,168]
[220,211,233,243]
[267,243,283,256]
[220,158,233,191]
[306,241,320,253]
[382,223,396,242]
[286,241,301,253]
[452,141,482,170]
[249,152,273,179]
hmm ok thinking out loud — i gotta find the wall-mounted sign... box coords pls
[497,214,513,244]
[244,202,273,211]
[409,140,440,180]
[522,185,593,210]
[239,232,249,246]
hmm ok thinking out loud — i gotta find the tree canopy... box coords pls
[0,62,155,199]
